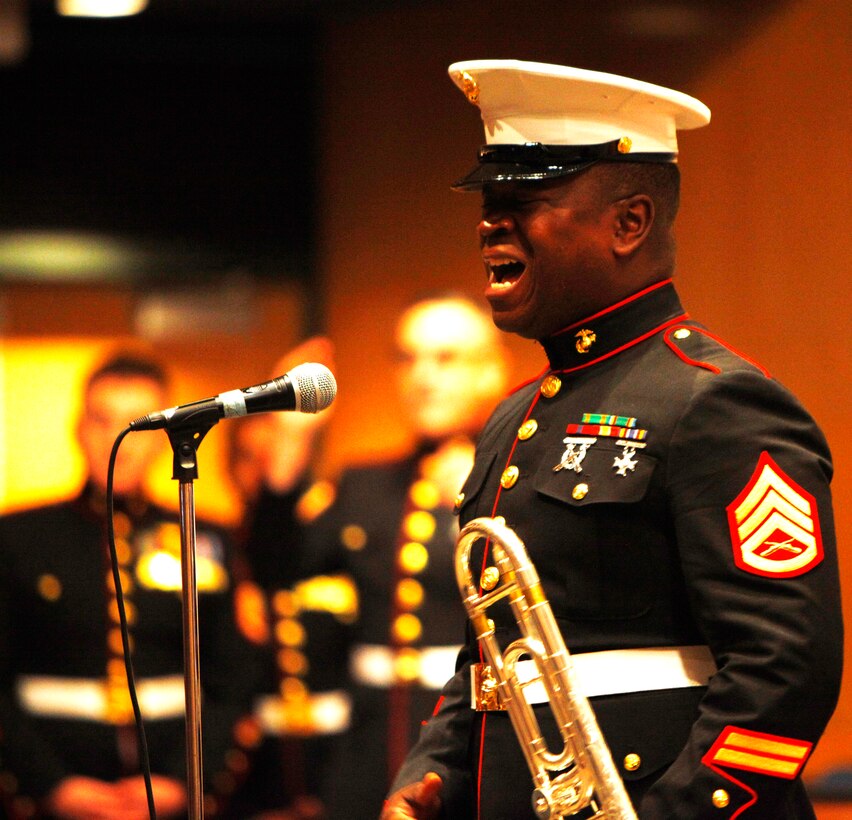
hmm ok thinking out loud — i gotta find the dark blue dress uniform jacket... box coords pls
[390,280,843,819]
[0,486,259,817]
[305,452,467,817]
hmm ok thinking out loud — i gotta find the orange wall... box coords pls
[0,281,307,524]
[669,0,852,772]
[315,0,851,773]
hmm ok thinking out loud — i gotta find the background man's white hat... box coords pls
[447,59,710,191]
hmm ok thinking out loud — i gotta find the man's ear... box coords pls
[612,194,654,258]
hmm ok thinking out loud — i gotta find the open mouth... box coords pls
[486,258,526,290]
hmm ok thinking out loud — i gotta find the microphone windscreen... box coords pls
[290,363,337,413]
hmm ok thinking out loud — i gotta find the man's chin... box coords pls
[489,308,539,340]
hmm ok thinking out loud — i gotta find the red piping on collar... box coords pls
[552,313,689,376]
[550,278,673,338]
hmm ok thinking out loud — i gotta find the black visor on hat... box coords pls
[451,139,676,191]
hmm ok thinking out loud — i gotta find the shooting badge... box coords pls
[553,437,597,473]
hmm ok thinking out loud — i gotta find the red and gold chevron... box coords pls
[703,726,812,780]
[726,451,823,578]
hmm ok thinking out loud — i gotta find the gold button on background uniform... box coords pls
[392,613,422,644]
[394,648,421,682]
[112,512,133,539]
[36,574,62,602]
[275,619,306,647]
[501,465,519,489]
[404,510,436,542]
[572,483,589,500]
[398,541,429,574]
[107,658,126,680]
[712,789,730,809]
[109,568,133,594]
[108,598,136,625]
[233,715,263,749]
[108,628,130,655]
[278,648,308,676]
[540,375,562,398]
[113,538,132,565]
[272,590,298,617]
[280,677,307,700]
[396,578,424,610]
[409,479,440,510]
[340,524,368,551]
[674,328,691,340]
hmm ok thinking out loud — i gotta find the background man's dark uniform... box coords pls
[306,448,467,817]
[0,485,260,817]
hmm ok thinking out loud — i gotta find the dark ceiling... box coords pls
[0,0,790,285]
[1,1,328,282]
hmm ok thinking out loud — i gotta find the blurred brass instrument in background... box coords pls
[455,516,637,819]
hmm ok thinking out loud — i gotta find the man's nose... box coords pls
[477,212,513,240]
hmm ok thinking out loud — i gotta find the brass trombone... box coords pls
[455,516,637,819]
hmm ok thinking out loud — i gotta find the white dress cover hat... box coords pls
[448,59,710,190]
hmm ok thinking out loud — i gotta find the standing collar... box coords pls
[541,279,687,372]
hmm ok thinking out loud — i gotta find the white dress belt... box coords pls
[470,645,717,708]
[350,644,462,690]
[254,690,352,736]
[16,674,186,721]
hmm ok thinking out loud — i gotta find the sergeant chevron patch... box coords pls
[726,452,823,578]
[703,726,812,780]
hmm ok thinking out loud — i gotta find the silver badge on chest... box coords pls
[553,436,598,474]
[612,440,647,476]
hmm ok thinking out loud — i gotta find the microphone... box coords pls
[129,362,337,431]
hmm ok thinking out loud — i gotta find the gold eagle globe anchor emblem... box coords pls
[575,328,596,354]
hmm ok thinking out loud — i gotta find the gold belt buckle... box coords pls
[472,663,505,711]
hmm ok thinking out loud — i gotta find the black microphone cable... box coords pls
[107,426,157,820]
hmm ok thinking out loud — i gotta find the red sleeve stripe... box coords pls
[703,726,813,780]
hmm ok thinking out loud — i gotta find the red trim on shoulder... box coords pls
[665,326,771,378]
[552,278,673,337]
[429,695,445,719]
[664,327,721,373]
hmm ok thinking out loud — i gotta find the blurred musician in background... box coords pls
[227,337,353,820]
[226,295,510,818]
[301,294,510,817]
[0,352,259,819]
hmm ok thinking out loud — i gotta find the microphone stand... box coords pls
[166,419,217,820]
